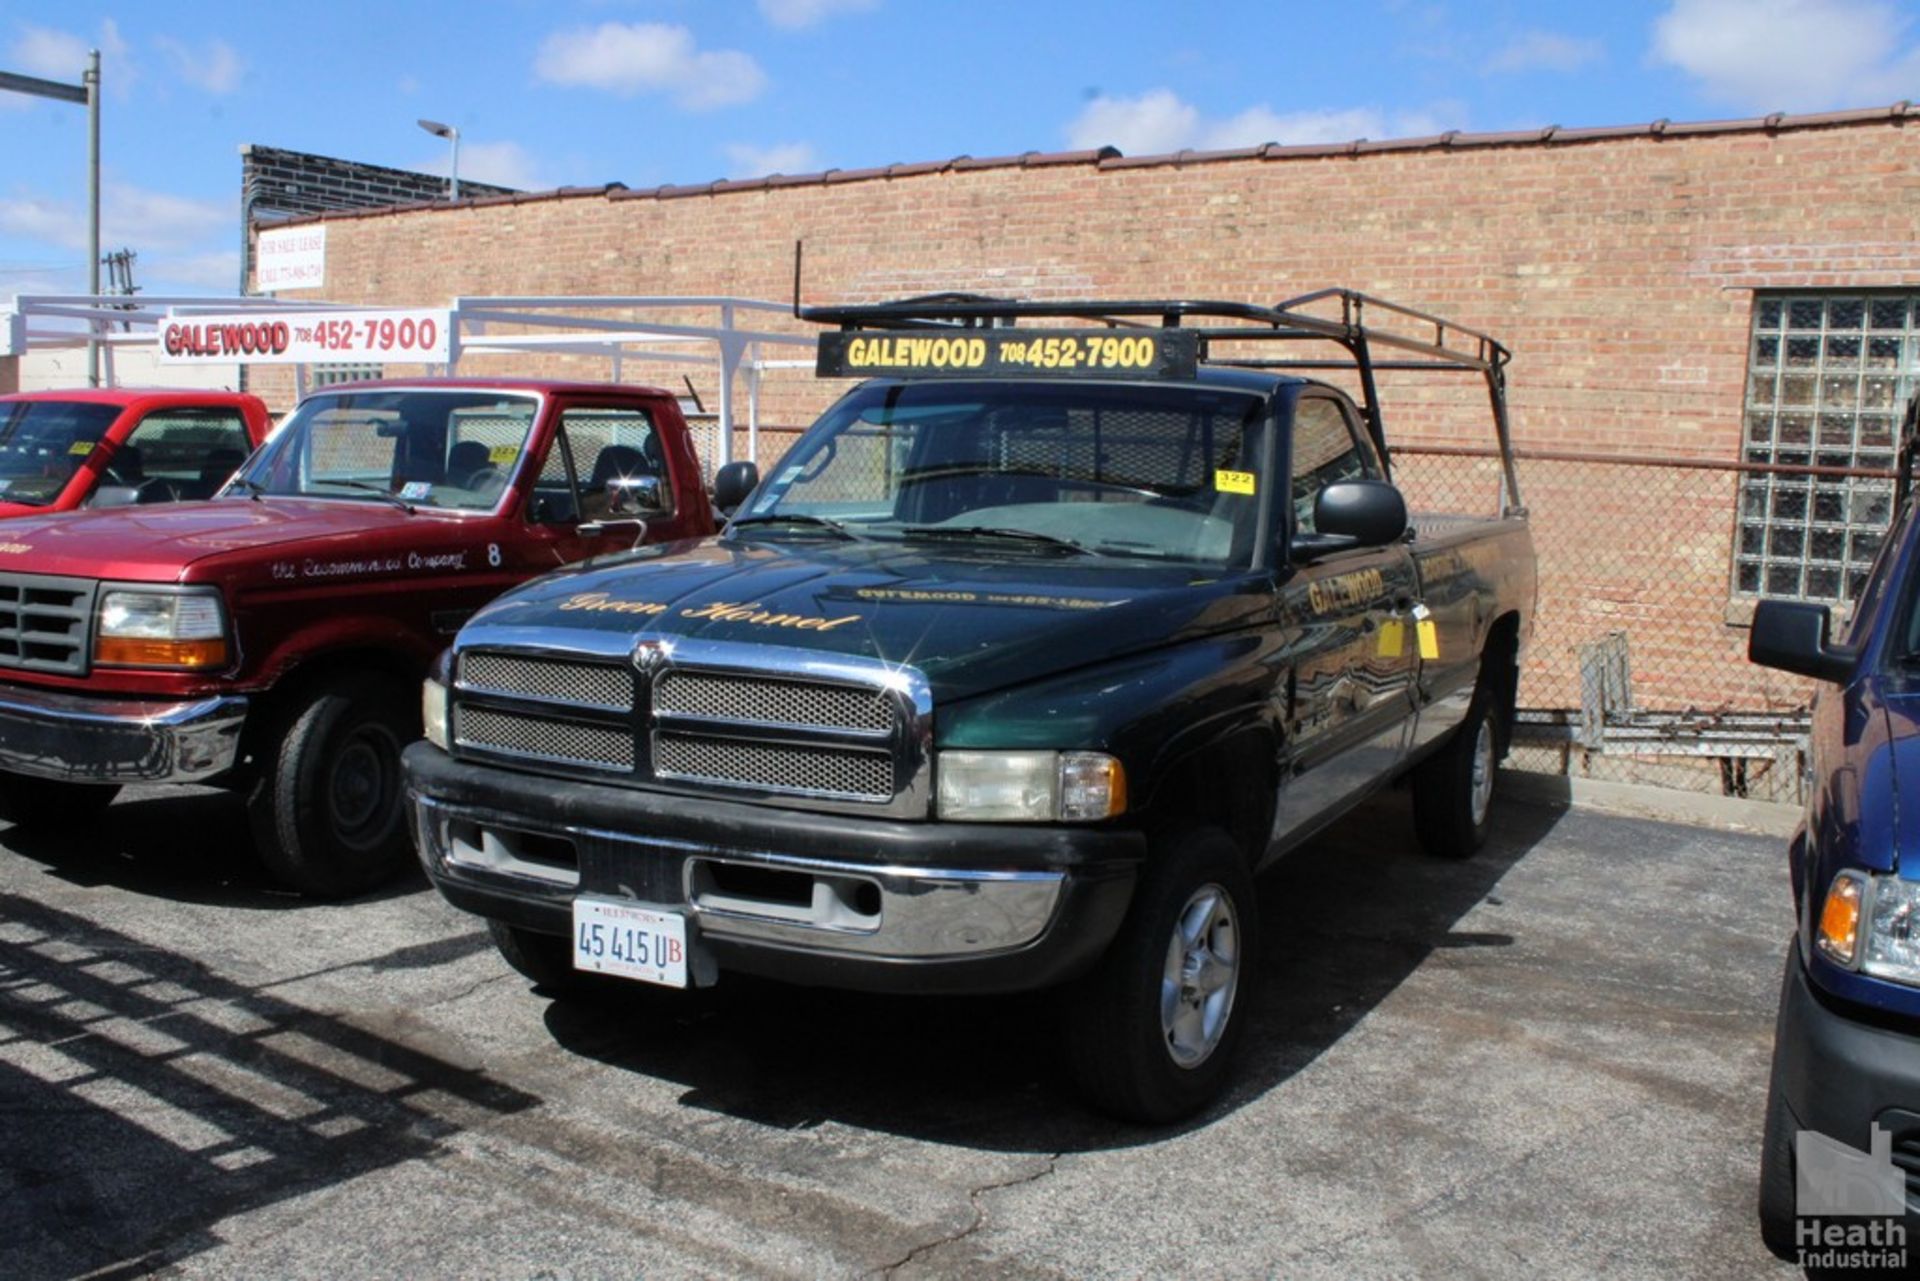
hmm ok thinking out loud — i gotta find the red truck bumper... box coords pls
[0,684,248,783]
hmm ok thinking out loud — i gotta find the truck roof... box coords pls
[305,377,677,398]
[0,387,264,407]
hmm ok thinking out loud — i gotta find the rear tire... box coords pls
[0,776,121,827]
[1412,695,1499,860]
[247,675,416,898]
[1066,828,1258,1124]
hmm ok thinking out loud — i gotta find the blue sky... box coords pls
[3,0,1918,298]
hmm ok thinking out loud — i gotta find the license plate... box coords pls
[571,896,688,988]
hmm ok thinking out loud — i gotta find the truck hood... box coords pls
[0,498,469,580]
[466,535,1273,703]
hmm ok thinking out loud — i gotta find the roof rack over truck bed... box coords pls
[800,288,1522,512]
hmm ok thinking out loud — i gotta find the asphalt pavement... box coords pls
[0,777,1800,1279]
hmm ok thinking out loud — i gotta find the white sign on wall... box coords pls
[156,308,453,364]
[255,224,327,292]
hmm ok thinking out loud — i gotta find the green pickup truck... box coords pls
[403,291,1538,1121]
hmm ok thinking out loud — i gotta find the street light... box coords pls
[416,118,460,201]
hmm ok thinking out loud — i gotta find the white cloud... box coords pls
[1651,0,1920,110]
[155,35,245,94]
[533,22,766,110]
[420,139,542,190]
[1486,31,1605,74]
[0,182,227,254]
[145,249,242,292]
[1065,90,1461,154]
[758,0,879,29]
[723,141,817,177]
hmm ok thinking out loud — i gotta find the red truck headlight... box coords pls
[94,588,229,669]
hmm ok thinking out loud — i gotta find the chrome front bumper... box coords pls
[0,685,249,783]
[414,795,1066,960]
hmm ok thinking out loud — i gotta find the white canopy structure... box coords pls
[1,293,817,466]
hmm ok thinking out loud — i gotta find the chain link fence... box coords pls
[1394,446,1890,802]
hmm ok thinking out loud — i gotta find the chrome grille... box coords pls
[459,652,633,710]
[654,732,893,800]
[0,574,94,677]
[454,706,634,771]
[654,671,892,732]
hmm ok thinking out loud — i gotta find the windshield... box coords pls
[739,381,1269,566]
[235,389,540,511]
[0,401,121,506]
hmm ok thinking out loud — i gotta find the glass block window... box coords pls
[309,362,383,388]
[1736,292,1916,603]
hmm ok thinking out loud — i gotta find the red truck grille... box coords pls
[0,573,95,677]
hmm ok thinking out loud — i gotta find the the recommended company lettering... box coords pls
[270,550,471,580]
[1793,1125,1909,1272]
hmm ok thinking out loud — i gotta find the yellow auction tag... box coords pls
[68,440,96,456]
[487,445,520,465]
[1417,617,1440,660]
[1376,619,1406,658]
[1215,469,1255,495]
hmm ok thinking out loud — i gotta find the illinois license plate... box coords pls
[571,896,688,988]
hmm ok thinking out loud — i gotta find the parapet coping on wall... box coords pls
[267,101,1917,227]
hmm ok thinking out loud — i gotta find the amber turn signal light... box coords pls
[1816,872,1866,966]
[93,637,228,669]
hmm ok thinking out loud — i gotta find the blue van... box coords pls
[1748,476,1920,1259]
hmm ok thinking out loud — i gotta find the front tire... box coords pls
[247,675,416,898]
[1066,828,1259,1124]
[488,920,582,991]
[0,776,121,827]
[1757,1048,1800,1260]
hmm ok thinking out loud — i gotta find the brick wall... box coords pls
[264,115,1920,717]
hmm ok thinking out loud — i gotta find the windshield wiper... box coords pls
[727,512,866,540]
[900,524,1103,556]
[323,479,416,513]
[225,475,267,501]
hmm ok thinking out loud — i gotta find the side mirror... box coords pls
[605,474,668,516]
[87,485,140,509]
[712,460,760,515]
[1291,480,1408,561]
[1749,599,1857,683]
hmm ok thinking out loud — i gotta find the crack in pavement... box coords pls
[871,1153,1062,1279]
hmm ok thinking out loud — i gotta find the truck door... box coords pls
[1268,392,1420,850]
[522,402,698,565]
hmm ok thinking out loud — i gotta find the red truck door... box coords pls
[519,399,709,562]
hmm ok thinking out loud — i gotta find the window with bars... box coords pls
[1736,292,1916,604]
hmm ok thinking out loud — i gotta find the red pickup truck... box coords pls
[0,388,271,515]
[0,378,713,896]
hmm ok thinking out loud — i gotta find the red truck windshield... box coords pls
[238,388,541,512]
[0,401,121,506]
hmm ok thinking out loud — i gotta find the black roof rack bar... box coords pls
[1211,359,1495,373]
[800,288,1509,371]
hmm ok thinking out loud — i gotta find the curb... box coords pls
[1499,769,1801,838]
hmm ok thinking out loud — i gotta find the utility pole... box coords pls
[85,50,100,385]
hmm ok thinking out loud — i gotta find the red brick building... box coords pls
[256,105,1920,787]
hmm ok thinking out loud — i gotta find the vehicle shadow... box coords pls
[0,893,537,1281]
[540,783,1567,1154]
[0,786,429,909]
